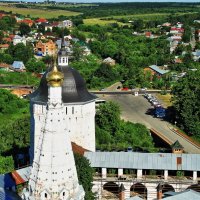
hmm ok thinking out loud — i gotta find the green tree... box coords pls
[96,101,121,135]
[7,43,34,64]
[26,58,46,73]
[172,70,200,137]
[74,154,95,200]
[19,23,31,36]
[0,156,14,174]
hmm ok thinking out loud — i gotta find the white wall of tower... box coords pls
[30,100,96,163]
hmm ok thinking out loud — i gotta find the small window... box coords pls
[63,192,65,196]
[72,107,74,114]
[45,193,47,198]
[62,58,65,63]
[66,107,67,115]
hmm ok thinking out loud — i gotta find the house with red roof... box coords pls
[2,37,12,43]
[197,30,200,41]
[0,44,9,53]
[20,19,34,27]
[35,18,48,24]
[170,27,184,34]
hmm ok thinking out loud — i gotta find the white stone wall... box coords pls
[30,102,46,163]
[30,100,96,163]
[64,101,96,152]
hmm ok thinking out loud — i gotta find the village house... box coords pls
[13,35,26,46]
[58,20,73,28]
[170,27,184,35]
[0,44,9,53]
[0,63,12,71]
[197,30,200,41]
[20,19,34,27]
[103,57,116,66]
[35,40,56,56]
[34,32,46,40]
[162,22,171,27]
[192,50,200,61]
[35,18,48,25]
[11,61,26,71]
[144,65,170,78]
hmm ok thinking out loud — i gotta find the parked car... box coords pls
[121,87,129,91]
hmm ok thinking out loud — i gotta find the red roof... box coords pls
[2,37,11,42]
[11,171,25,185]
[0,44,9,48]
[21,19,33,24]
[71,142,89,156]
[35,18,47,23]
[170,27,184,32]
[9,34,15,39]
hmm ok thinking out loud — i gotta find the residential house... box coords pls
[13,35,26,46]
[197,30,200,41]
[170,27,184,34]
[192,50,200,61]
[11,61,26,71]
[0,63,11,71]
[162,22,171,27]
[176,22,183,28]
[59,20,73,28]
[20,19,34,27]
[2,37,12,43]
[35,40,56,56]
[0,13,6,19]
[146,65,170,77]
[82,46,91,56]
[0,44,9,53]
[145,32,152,38]
[35,18,48,25]
[103,57,116,66]
[34,32,46,40]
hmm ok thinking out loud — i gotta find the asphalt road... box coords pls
[99,94,200,154]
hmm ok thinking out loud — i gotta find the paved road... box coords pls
[99,94,200,154]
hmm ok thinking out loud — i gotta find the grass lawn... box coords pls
[0,3,80,18]
[156,93,172,108]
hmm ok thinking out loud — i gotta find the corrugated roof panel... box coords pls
[84,152,200,171]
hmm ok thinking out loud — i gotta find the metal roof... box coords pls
[0,188,22,200]
[30,66,97,103]
[84,152,200,171]
[0,174,15,189]
[12,61,25,70]
[149,65,169,75]
[164,189,200,200]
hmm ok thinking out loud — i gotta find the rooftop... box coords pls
[84,152,200,171]
[149,65,170,75]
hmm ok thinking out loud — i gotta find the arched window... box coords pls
[45,193,47,198]
[63,192,65,196]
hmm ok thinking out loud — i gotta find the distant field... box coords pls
[83,18,128,26]
[0,3,80,18]
[84,12,197,26]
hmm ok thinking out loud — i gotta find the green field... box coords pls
[0,3,80,18]
[84,12,197,26]
[83,18,128,26]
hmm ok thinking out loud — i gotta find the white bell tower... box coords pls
[58,36,69,66]
[22,64,85,200]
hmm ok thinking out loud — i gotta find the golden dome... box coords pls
[46,65,64,87]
